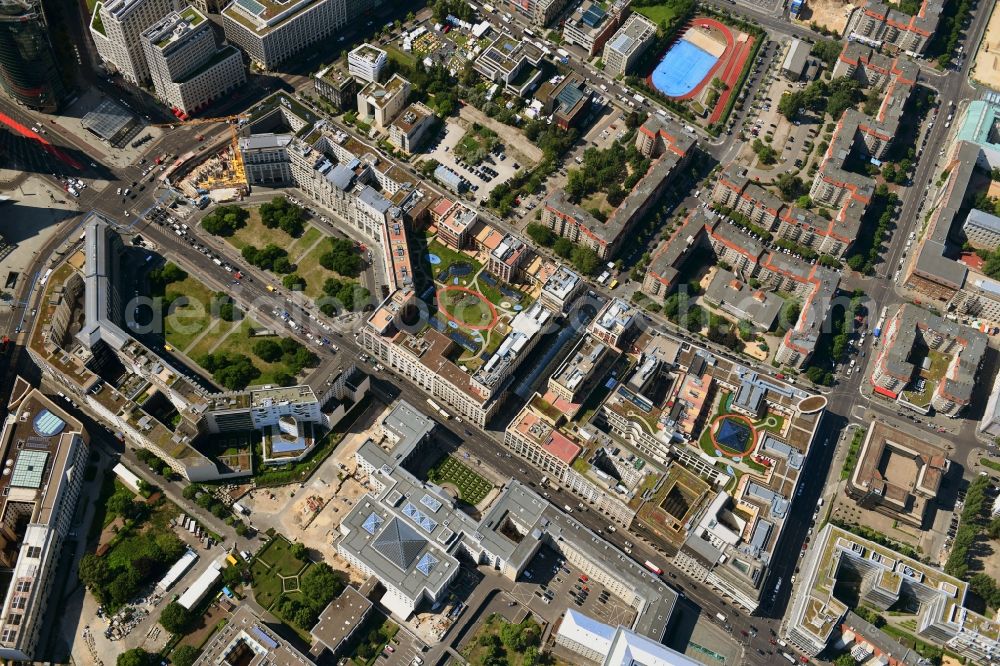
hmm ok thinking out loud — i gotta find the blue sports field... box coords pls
[650,38,719,98]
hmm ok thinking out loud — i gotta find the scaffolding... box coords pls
[153,115,249,193]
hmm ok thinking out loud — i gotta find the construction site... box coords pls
[157,115,250,203]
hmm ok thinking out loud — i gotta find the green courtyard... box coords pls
[427,455,493,505]
[249,535,311,610]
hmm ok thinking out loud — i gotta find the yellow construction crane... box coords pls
[153,114,249,191]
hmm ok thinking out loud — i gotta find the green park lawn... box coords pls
[250,536,311,610]
[163,275,218,351]
[634,2,682,26]
[212,319,300,385]
[225,207,297,251]
[428,237,482,283]
[295,237,354,300]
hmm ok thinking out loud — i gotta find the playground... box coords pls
[422,232,537,372]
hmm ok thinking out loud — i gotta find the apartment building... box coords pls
[640,208,840,369]
[845,0,943,54]
[347,42,387,83]
[362,296,554,427]
[488,233,531,283]
[562,0,630,57]
[433,200,478,250]
[548,334,612,403]
[141,7,245,115]
[869,304,986,417]
[91,0,179,85]
[712,164,860,259]
[539,263,584,313]
[786,524,1000,664]
[0,379,89,660]
[357,73,410,129]
[602,13,656,77]
[589,298,638,351]
[388,102,436,154]
[811,48,917,211]
[222,0,350,70]
[541,117,694,260]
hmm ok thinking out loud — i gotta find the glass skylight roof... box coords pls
[362,512,383,535]
[402,501,437,533]
[420,493,442,512]
[416,552,438,576]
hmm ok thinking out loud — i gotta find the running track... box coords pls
[645,17,755,125]
[0,110,83,171]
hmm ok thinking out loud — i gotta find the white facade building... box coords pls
[141,7,246,115]
[347,43,387,83]
[222,0,349,70]
[91,0,179,85]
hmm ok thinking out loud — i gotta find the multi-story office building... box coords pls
[562,0,630,57]
[141,7,245,115]
[239,133,293,184]
[786,524,1000,664]
[28,213,363,481]
[357,74,410,129]
[602,13,656,77]
[194,605,315,666]
[961,208,1000,250]
[473,35,544,94]
[341,401,678,631]
[0,379,89,660]
[845,419,948,528]
[557,611,702,666]
[91,0,179,85]
[222,0,349,70]
[313,65,356,110]
[347,42,386,83]
[845,0,942,54]
[0,0,66,112]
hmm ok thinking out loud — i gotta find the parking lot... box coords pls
[739,44,819,174]
[420,118,523,201]
[507,545,637,629]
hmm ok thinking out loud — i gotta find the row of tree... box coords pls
[524,224,600,275]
